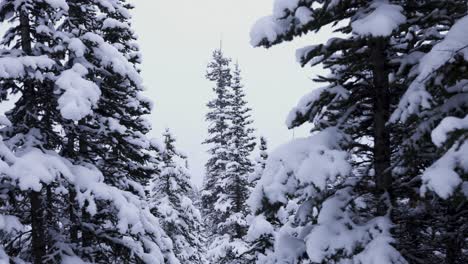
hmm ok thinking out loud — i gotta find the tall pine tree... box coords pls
[203,50,256,263]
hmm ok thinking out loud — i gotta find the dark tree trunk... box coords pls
[30,191,46,264]
[20,8,47,264]
[370,37,392,194]
[79,120,93,249]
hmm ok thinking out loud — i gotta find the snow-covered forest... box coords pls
[0,0,467,263]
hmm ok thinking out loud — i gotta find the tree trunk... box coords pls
[79,120,93,249]
[20,8,47,264]
[30,191,46,264]
[370,37,392,195]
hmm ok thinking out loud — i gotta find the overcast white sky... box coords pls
[132,0,328,186]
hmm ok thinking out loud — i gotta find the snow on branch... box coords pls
[391,15,468,123]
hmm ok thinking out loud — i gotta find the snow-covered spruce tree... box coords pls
[0,1,65,262]
[248,1,418,263]
[201,48,232,237]
[390,7,468,262]
[54,1,178,263]
[206,61,256,263]
[0,1,178,263]
[148,129,206,264]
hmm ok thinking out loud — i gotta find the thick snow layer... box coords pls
[56,64,101,121]
[305,188,407,264]
[0,56,54,79]
[250,16,289,46]
[421,141,467,199]
[207,235,248,262]
[295,7,313,25]
[431,115,468,147]
[420,116,468,199]
[246,215,274,242]
[392,15,468,122]
[351,1,406,37]
[44,0,69,11]
[275,228,306,262]
[102,18,130,30]
[248,128,350,212]
[68,38,86,57]
[61,256,91,264]
[0,215,23,234]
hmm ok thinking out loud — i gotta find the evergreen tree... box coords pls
[249,1,467,263]
[203,51,256,263]
[0,1,177,263]
[0,1,70,262]
[201,48,232,236]
[149,129,206,264]
[250,1,409,263]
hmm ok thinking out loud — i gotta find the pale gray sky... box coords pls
[132,0,328,186]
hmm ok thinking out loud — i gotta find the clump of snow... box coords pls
[0,56,54,79]
[295,7,313,25]
[351,1,406,37]
[275,228,306,262]
[250,16,289,47]
[102,18,130,30]
[248,128,350,212]
[68,38,86,57]
[207,235,248,262]
[44,0,69,11]
[431,115,468,147]
[56,63,101,121]
[0,215,23,233]
[420,142,467,199]
[420,116,468,199]
[61,256,91,264]
[305,188,407,264]
[107,117,127,134]
[246,215,274,242]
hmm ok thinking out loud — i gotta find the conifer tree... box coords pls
[249,1,467,263]
[203,51,256,263]
[0,1,68,262]
[0,1,177,263]
[202,48,233,235]
[249,1,406,263]
[149,129,206,264]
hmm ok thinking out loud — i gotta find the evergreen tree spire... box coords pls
[202,48,233,232]
[203,51,256,263]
